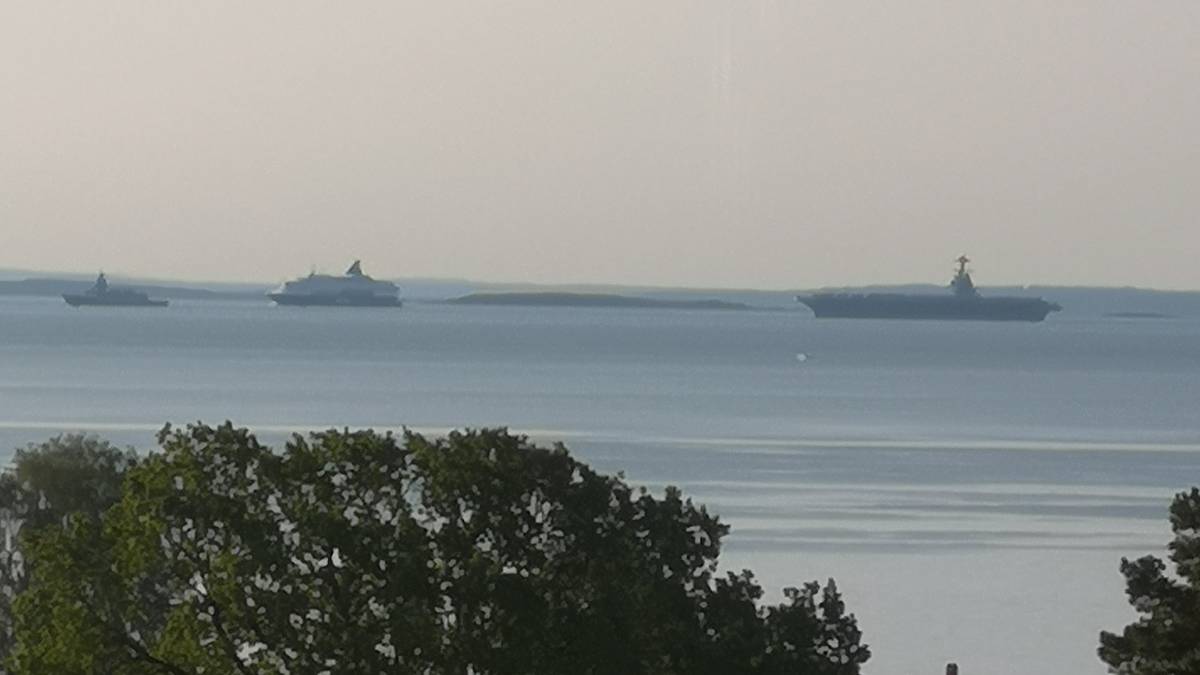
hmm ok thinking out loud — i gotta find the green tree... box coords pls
[0,434,137,662]
[10,423,868,675]
[1100,488,1200,674]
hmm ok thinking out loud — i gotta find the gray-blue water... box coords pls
[2,295,1198,675]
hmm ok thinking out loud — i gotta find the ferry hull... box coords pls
[269,293,402,308]
[797,295,1060,322]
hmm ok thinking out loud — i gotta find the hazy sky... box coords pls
[2,2,1198,289]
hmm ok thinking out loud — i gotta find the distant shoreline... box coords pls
[445,292,754,311]
[0,278,264,301]
[1103,311,1176,320]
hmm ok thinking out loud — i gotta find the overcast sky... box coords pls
[2,2,1198,289]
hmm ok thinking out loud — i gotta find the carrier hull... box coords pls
[797,294,1059,322]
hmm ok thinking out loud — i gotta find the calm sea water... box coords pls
[2,294,1198,675]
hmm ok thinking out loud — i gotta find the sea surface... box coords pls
[2,294,1198,674]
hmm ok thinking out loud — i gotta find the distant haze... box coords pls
[2,2,1198,289]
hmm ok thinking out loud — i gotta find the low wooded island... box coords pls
[446,291,753,311]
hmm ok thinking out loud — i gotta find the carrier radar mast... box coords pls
[950,255,978,298]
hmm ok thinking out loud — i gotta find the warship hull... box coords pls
[63,294,168,307]
[268,293,402,307]
[798,294,1059,322]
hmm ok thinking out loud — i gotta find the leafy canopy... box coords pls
[0,434,136,661]
[9,423,868,675]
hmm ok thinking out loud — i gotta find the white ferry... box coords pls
[268,261,401,307]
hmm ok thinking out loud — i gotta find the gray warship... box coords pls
[63,273,168,307]
[797,256,1061,322]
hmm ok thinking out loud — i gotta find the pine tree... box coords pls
[1099,488,1200,674]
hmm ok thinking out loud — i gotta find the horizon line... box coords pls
[3,265,1200,296]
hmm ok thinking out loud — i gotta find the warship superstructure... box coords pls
[63,273,168,307]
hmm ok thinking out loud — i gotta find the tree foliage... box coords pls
[9,423,868,674]
[0,433,136,530]
[1100,488,1200,674]
[0,434,137,661]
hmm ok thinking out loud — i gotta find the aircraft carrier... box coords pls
[797,257,1061,322]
